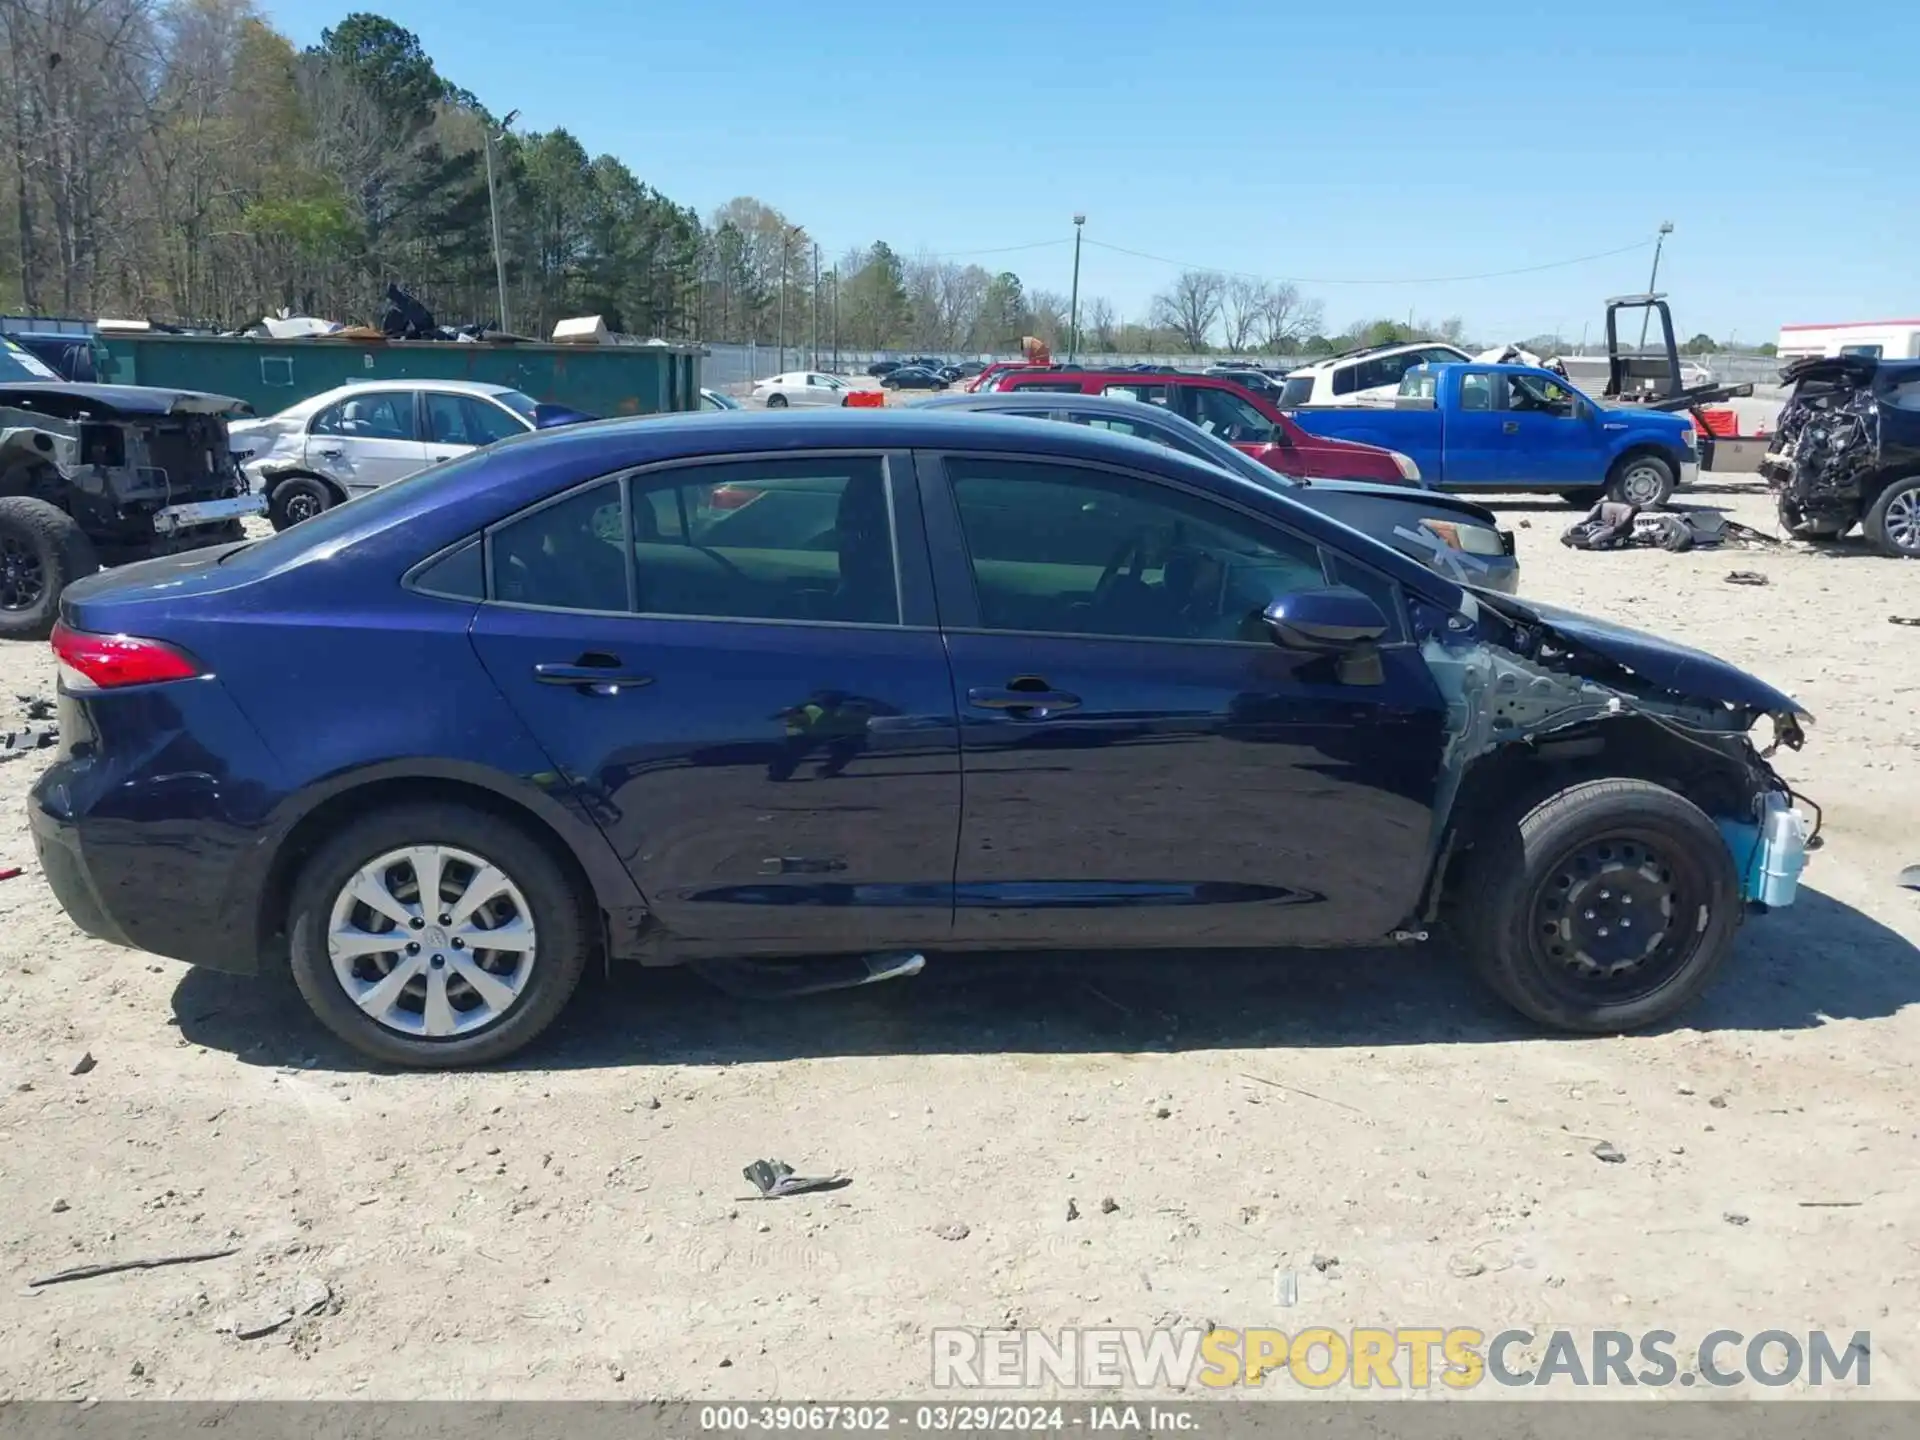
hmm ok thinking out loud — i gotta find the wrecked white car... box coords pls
[0,346,262,638]
[1763,354,1920,557]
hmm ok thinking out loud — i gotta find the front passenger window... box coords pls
[946,458,1326,642]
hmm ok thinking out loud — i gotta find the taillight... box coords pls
[51,621,205,690]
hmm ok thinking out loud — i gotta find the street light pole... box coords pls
[1067,214,1085,362]
[777,224,801,374]
[831,267,839,374]
[1638,220,1673,352]
[483,108,519,335]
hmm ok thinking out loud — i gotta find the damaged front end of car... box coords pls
[1763,355,1882,537]
[1410,587,1811,925]
[0,384,265,555]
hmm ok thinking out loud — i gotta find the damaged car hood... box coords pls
[0,382,249,421]
[1474,592,1808,719]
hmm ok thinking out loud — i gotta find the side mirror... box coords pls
[1264,586,1388,652]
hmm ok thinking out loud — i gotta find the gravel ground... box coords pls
[0,478,1915,1402]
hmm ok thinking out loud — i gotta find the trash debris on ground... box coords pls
[1591,1141,1627,1164]
[1562,502,1781,554]
[70,1051,96,1076]
[0,867,21,882]
[1725,571,1770,586]
[1899,865,1920,892]
[0,725,58,762]
[1891,616,1920,627]
[229,1276,332,1340]
[739,1158,850,1199]
[16,693,54,721]
[932,1222,970,1241]
[30,1246,240,1288]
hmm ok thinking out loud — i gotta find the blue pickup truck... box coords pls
[1287,363,1700,506]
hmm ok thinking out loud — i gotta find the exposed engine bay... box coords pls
[0,384,259,554]
[1762,355,1920,552]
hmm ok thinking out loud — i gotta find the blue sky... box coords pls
[262,0,1915,345]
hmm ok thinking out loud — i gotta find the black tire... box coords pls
[765,393,789,410]
[1447,778,1742,1033]
[0,495,100,641]
[1862,475,1920,558]
[286,802,593,1068]
[1559,487,1604,507]
[268,475,337,532]
[1605,452,1676,508]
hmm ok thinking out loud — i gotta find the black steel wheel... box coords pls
[0,495,99,641]
[1448,778,1742,1032]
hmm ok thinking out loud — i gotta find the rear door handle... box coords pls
[1501,421,1520,434]
[534,655,653,695]
[967,684,1081,719]
[317,446,343,458]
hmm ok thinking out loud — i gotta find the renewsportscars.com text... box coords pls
[932,1326,1873,1390]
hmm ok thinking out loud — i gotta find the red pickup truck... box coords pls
[989,368,1423,485]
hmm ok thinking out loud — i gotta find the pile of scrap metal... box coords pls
[1762,354,1920,556]
[1561,500,1777,554]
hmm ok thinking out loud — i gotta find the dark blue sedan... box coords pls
[31,411,1812,1066]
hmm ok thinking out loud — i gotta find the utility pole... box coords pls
[831,267,840,373]
[1638,220,1674,352]
[483,109,520,335]
[777,224,801,374]
[811,242,821,369]
[1067,214,1085,362]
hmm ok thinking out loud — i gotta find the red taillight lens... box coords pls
[50,622,204,689]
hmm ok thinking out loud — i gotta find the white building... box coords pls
[1776,318,1920,362]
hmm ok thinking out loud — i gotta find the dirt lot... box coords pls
[1,478,1916,1402]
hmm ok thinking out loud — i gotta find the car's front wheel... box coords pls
[268,476,337,531]
[286,802,592,1068]
[1863,476,1920,558]
[1448,778,1741,1033]
[1607,453,1676,508]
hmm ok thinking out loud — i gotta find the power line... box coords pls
[1079,236,1656,287]
[924,238,1072,259]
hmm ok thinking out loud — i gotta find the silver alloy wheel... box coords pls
[1618,461,1667,506]
[1885,485,1920,553]
[326,845,537,1039]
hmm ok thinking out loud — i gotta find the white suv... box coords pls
[1278,342,1473,407]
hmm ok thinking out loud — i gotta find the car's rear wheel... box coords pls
[286,802,592,1068]
[1863,476,1920,558]
[1447,778,1741,1033]
[1606,453,1676,508]
[765,393,789,409]
[0,495,99,641]
[268,476,337,531]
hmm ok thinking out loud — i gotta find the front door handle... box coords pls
[1501,420,1520,434]
[967,683,1081,719]
[534,654,653,695]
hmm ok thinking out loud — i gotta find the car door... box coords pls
[466,451,961,950]
[1493,372,1599,487]
[305,390,429,493]
[1426,368,1505,487]
[422,391,530,465]
[919,449,1451,948]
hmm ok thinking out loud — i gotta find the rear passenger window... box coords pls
[488,481,629,613]
[631,458,899,625]
[1101,383,1169,406]
[1006,380,1088,393]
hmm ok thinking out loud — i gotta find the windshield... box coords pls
[0,336,64,382]
[492,389,541,420]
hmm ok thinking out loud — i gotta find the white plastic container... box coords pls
[1754,792,1810,907]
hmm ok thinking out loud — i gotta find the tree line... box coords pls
[1,0,1479,356]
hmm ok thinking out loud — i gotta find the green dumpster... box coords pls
[101,333,703,418]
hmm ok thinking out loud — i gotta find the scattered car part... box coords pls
[741,1159,850,1199]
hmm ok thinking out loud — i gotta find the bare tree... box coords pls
[1151,269,1224,352]
[1222,276,1272,353]
[1085,295,1116,351]
[1257,282,1323,352]
[934,262,988,349]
